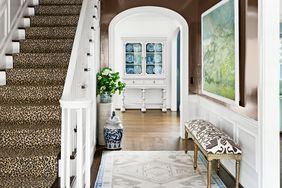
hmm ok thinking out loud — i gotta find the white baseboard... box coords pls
[0,72,6,85]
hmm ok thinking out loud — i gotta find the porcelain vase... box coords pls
[104,111,123,150]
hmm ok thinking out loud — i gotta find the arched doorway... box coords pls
[108,6,189,138]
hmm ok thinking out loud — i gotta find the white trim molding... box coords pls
[258,0,280,187]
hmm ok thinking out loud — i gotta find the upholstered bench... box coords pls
[184,119,242,188]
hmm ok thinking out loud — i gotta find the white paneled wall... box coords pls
[186,95,259,188]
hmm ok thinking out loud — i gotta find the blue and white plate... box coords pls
[134,55,142,64]
[154,54,162,63]
[146,66,154,74]
[146,43,155,52]
[155,43,162,52]
[126,66,134,74]
[134,66,142,74]
[133,43,142,52]
[126,54,134,63]
[126,44,133,52]
[154,66,162,74]
[146,55,154,65]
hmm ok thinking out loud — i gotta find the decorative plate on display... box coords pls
[154,66,162,74]
[126,44,133,52]
[126,67,134,74]
[146,65,154,74]
[146,43,155,52]
[133,43,142,52]
[154,54,162,63]
[126,54,134,63]
[146,55,155,65]
[155,43,162,52]
[134,66,142,74]
[134,55,142,64]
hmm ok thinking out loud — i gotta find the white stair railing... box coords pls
[59,0,100,187]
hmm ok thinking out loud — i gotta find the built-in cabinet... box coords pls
[121,38,168,112]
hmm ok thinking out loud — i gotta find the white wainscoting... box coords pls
[186,95,259,188]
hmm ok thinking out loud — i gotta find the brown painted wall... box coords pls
[100,0,258,120]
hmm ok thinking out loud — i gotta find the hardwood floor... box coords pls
[54,109,242,188]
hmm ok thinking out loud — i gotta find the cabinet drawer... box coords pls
[144,80,165,85]
[124,80,143,85]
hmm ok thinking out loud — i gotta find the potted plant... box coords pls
[97,67,126,103]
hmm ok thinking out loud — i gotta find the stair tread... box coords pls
[25,26,76,39]
[13,53,70,69]
[30,15,79,27]
[6,68,67,86]
[0,85,63,104]
[0,104,61,125]
[35,5,81,15]
[20,39,73,53]
[39,0,83,5]
[0,145,59,178]
[0,126,60,148]
[0,174,57,187]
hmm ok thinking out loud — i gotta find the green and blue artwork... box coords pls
[202,0,239,104]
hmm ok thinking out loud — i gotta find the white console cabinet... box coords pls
[121,38,168,112]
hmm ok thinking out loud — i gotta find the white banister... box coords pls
[59,0,100,187]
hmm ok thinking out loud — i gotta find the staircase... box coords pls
[0,0,82,187]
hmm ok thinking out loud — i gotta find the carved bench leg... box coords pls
[193,143,198,170]
[184,130,188,154]
[207,159,212,188]
[236,160,241,188]
[216,159,220,175]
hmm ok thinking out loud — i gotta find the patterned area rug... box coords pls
[95,151,226,188]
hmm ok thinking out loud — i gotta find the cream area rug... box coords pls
[95,151,226,188]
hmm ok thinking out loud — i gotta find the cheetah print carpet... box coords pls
[0,0,82,187]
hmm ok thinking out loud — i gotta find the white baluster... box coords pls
[76,108,83,188]
[141,89,146,112]
[66,109,71,187]
[60,108,66,188]
[121,90,126,112]
[85,107,91,187]
[162,88,167,112]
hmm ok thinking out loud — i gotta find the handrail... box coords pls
[61,0,90,99]
[59,0,100,187]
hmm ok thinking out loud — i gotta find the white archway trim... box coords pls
[109,6,189,138]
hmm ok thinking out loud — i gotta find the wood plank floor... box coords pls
[53,109,242,188]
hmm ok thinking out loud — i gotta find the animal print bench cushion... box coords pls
[185,119,242,155]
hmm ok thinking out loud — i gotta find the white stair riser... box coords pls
[24,7,35,17]
[5,56,13,69]
[12,29,25,40]
[0,72,6,86]
[19,18,30,28]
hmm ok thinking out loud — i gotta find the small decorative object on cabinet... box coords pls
[104,111,123,150]
[121,38,168,112]
[97,68,126,145]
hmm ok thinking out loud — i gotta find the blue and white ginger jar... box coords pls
[104,112,123,150]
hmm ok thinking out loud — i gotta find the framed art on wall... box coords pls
[201,0,240,105]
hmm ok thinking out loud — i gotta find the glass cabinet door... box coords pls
[146,43,163,75]
[125,43,142,75]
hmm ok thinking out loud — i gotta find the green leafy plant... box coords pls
[96,67,126,96]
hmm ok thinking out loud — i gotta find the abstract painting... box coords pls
[201,0,239,105]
